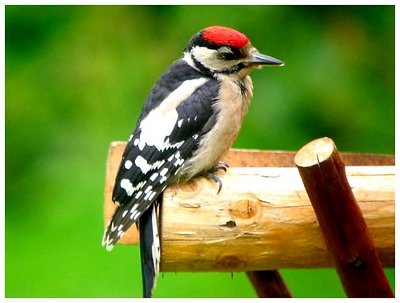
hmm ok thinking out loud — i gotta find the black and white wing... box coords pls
[102,61,220,250]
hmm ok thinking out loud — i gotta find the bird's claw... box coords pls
[206,172,223,194]
[213,161,229,173]
[205,162,229,194]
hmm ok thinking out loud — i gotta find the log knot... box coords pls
[215,255,246,270]
[231,199,259,219]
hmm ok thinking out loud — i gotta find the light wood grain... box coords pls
[103,142,394,271]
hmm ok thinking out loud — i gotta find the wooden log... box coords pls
[295,137,393,297]
[104,142,394,271]
[160,165,394,272]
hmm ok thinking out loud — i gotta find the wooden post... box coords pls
[246,270,292,297]
[295,137,394,297]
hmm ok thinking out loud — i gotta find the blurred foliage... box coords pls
[5,5,394,298]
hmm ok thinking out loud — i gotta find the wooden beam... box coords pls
[104,142,394,271]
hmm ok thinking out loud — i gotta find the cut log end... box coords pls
[295,137,336,167]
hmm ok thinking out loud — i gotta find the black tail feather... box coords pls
[139,202,160,298]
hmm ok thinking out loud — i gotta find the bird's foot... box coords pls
[213,161,229,173]
[205,161,229,194]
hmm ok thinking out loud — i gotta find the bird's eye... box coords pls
[217,46,237,60]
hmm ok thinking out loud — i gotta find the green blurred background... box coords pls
[5,5,394,298]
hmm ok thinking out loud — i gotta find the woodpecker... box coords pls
[102,25,283,297]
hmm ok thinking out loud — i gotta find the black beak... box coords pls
[249,51,284,66]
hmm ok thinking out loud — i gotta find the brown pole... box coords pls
[247,270,292,297]
[295,137,393,297]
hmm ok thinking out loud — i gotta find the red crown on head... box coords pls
[202,26,250,49]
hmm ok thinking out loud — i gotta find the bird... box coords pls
[102,25,284,297]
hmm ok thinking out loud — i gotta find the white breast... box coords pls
[180,75,253,180]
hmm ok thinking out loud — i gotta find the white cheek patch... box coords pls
[191,46,241,72]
